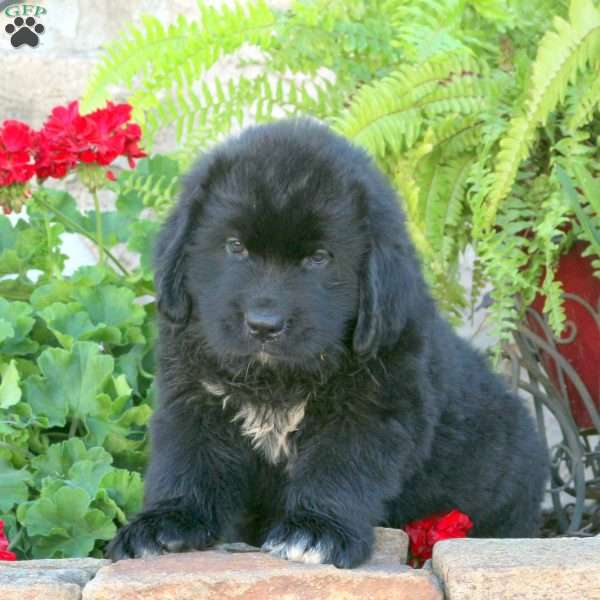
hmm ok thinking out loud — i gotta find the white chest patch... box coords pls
[202,380,306,464]
[231,401,306,464]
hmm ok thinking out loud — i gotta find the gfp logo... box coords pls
[3,3,46,48]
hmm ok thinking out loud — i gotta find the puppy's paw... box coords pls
[261,514,372,569]
[106,506,217,561]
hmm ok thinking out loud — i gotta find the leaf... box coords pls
[485,0,600,228]
[31,439,113,486]
[557,165,600,253]
[38,302,121,349]
[23,342,114,427]
[0,360,21,409]
[128,220,160,274]
[67,458,115,499]
[0,215,17,254]
[0,460,32,511]
[0,320,14,344]
[74,285,145,332]
[0,298,38,355]
[17,483,115,558]
[100,469,143,521]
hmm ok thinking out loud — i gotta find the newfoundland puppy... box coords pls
[107,119,548,567]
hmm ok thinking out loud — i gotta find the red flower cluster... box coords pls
[0,100,145,212]
[0,520,16,561]
[405,509,473,565]
[0,120,37,187]
[36,101,145,179]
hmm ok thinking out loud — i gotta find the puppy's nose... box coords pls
[245,309,285,340]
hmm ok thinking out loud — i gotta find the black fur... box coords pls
[107,119,548,567]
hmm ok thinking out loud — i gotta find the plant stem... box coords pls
[92,188,104,266]
[43,209,61,279]
[34,194,130,277]
[68,417,79,438]
[8,527,24,551]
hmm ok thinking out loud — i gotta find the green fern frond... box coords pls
[566,67,600,129]
[334,52,489,158]
[118,170,179,217]
[424,115,483,156]
[140,72,336,150]
[82,0,275,113]
[484,0,600,229]
[415,152,473,263]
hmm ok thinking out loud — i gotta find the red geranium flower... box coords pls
[35,100,146,181]
[0,120,37,187]
[0,520,16,561]
[405,509,473,565]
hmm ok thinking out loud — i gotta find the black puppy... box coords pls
[107,119,548,567]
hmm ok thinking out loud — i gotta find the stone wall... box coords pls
[3,531,600,600]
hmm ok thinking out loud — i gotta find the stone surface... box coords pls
[84,528,440,600]
[433,537,600,600]
[371,526,409,564]
[83,553,440,600]
[0,557,109,600]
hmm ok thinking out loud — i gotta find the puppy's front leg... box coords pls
[263,417,407,568]
[107,403,252,560]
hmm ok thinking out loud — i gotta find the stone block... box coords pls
[0,557,109,600]
[433,537,600,600]
[83,528,441,600]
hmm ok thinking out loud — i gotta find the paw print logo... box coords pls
[5,16,45,48]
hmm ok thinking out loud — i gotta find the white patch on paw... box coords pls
[264,535,328,564]
[163,540,185,552]
[285,538,310,561]
[137,547,163,559]
[301,544,328,564]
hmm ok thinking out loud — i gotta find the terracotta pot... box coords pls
[527,242,600,429]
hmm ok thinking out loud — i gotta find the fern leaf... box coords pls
[566,66,600,129]
[334,52,489,158]
[484,0,600,229]
[82,0,275,113]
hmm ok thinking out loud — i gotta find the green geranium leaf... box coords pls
[24,342,114,427]
[83,210,132,247]
[30,280,77,309]
[0,319,15,343]
[74,285,145,331]
[18,484,115,558]
[37,302,121,349]
[128,220,160,273]
[0,215,17,253]
[0,459,32,511]
[29,268,109,310]
[0,298,38,355]
[0,360,21,408]
[100,469,143,522]
[0,216,58,276]
[70,266,109,287]
[86,386,151,455]
[32,439,113,485]
[68,459,115,499]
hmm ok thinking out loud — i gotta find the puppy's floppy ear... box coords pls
[352,183,426,357]
[153,153,225,323]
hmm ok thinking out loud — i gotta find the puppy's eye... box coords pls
[303,249,331,268]
[225,237,248,258]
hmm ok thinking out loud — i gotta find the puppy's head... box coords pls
[155,120,425,370]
